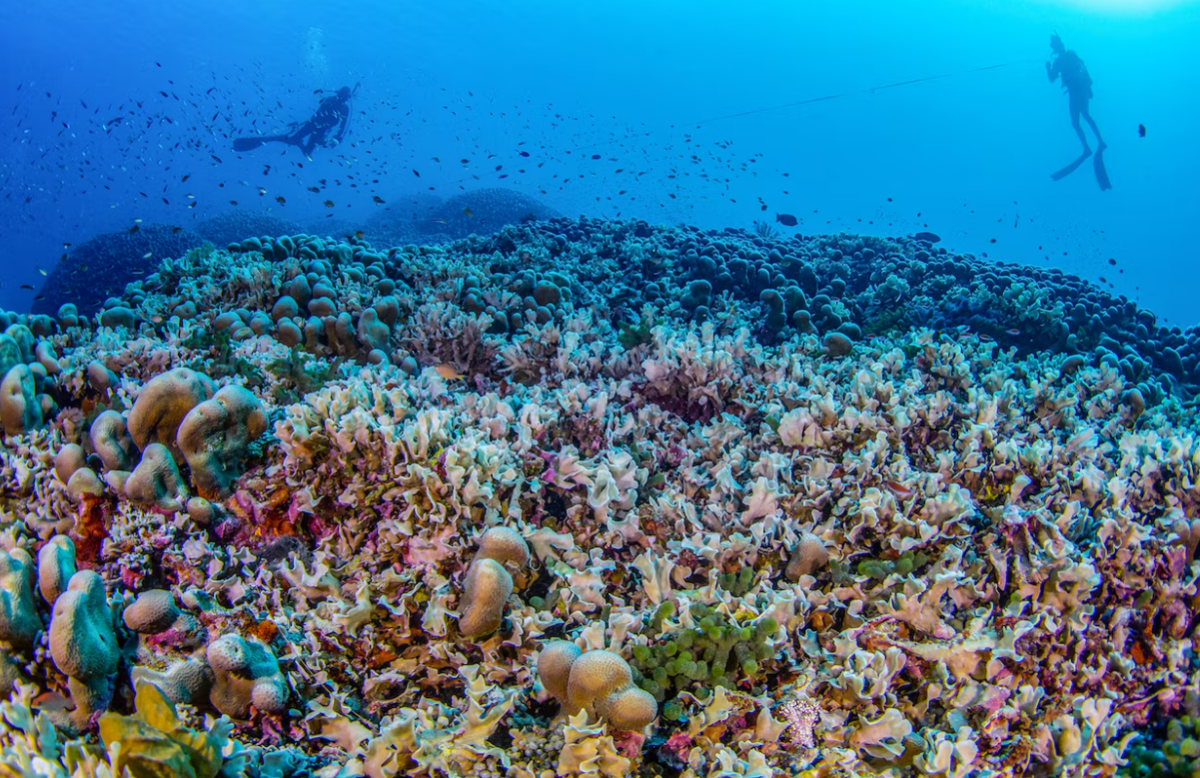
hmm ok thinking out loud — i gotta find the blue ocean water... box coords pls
[1,0,1197,322]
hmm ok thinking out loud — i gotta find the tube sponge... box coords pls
[176,385,267,498]
[205,634,289,717]
[538,644,658,731]
[0,547,41,648]
[127,367,216,461]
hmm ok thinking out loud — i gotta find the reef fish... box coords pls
[914,231,941,244]
[775,213,798,227]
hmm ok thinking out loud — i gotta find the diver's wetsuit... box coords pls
[233,85,355,155]
[1047,39,1103,154]
[286,88,353,155]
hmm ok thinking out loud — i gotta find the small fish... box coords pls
[142,252,153,259]
[591,154,601,160]
[434,364,463,380]
[373,195,385,204]
[775,213,798,227]
[518,150,530,157]
[463,208,473,217]
[1138,123,1146,137]
[38,268,46,276]
[275,196,286,205]
[354,231,365,240]
[324,200,335,208]
[913,231,940,243]
[172,226,183,233]
[20,284,34,290]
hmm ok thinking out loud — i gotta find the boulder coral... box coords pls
[89,409,138,471]
[125,442,190,513]
[49,570,119,728]
[538,644,658,731]
[0,547,41,648]
[176,384,267,497]
[37,535,77,605]
[127,367,217,461]
[123,589,180,634]
[205,634,289,717]
[0,364,42,435]
[457,526,530,638]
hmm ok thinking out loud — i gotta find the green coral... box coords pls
[717,567,756,597]
[1121,716,1200,778]
[267,347,343,404]
[856,550,931,580]
[630,604,777,703]
[184,329,264,389]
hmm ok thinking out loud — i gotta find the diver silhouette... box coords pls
[1046,35,1110,189]
[233,85,357,155]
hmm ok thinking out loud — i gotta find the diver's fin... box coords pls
[1050,150,1092,181]
[1093,146,1112,190]
[232,136,284,152]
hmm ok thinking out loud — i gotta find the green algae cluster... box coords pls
[630,602,777,721]
[1121,716,1200,778]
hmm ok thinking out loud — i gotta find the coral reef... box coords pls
[1,214,1198,777]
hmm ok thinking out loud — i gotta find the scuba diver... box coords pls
[233,84,357,155]
[1046,35,1110,189]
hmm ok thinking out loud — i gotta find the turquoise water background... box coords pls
[2,0,1197,323]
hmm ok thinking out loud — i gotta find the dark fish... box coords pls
[275,196,286,204]
[775,213,798,227]
[914,231,940,243]
[129,225,140,233]
[20,284,33,290]
[324,200,335,207]
[518,151,530,157]
[591,154,601,160]
[1138,124,1146,137]
[1108,258,1117,265]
